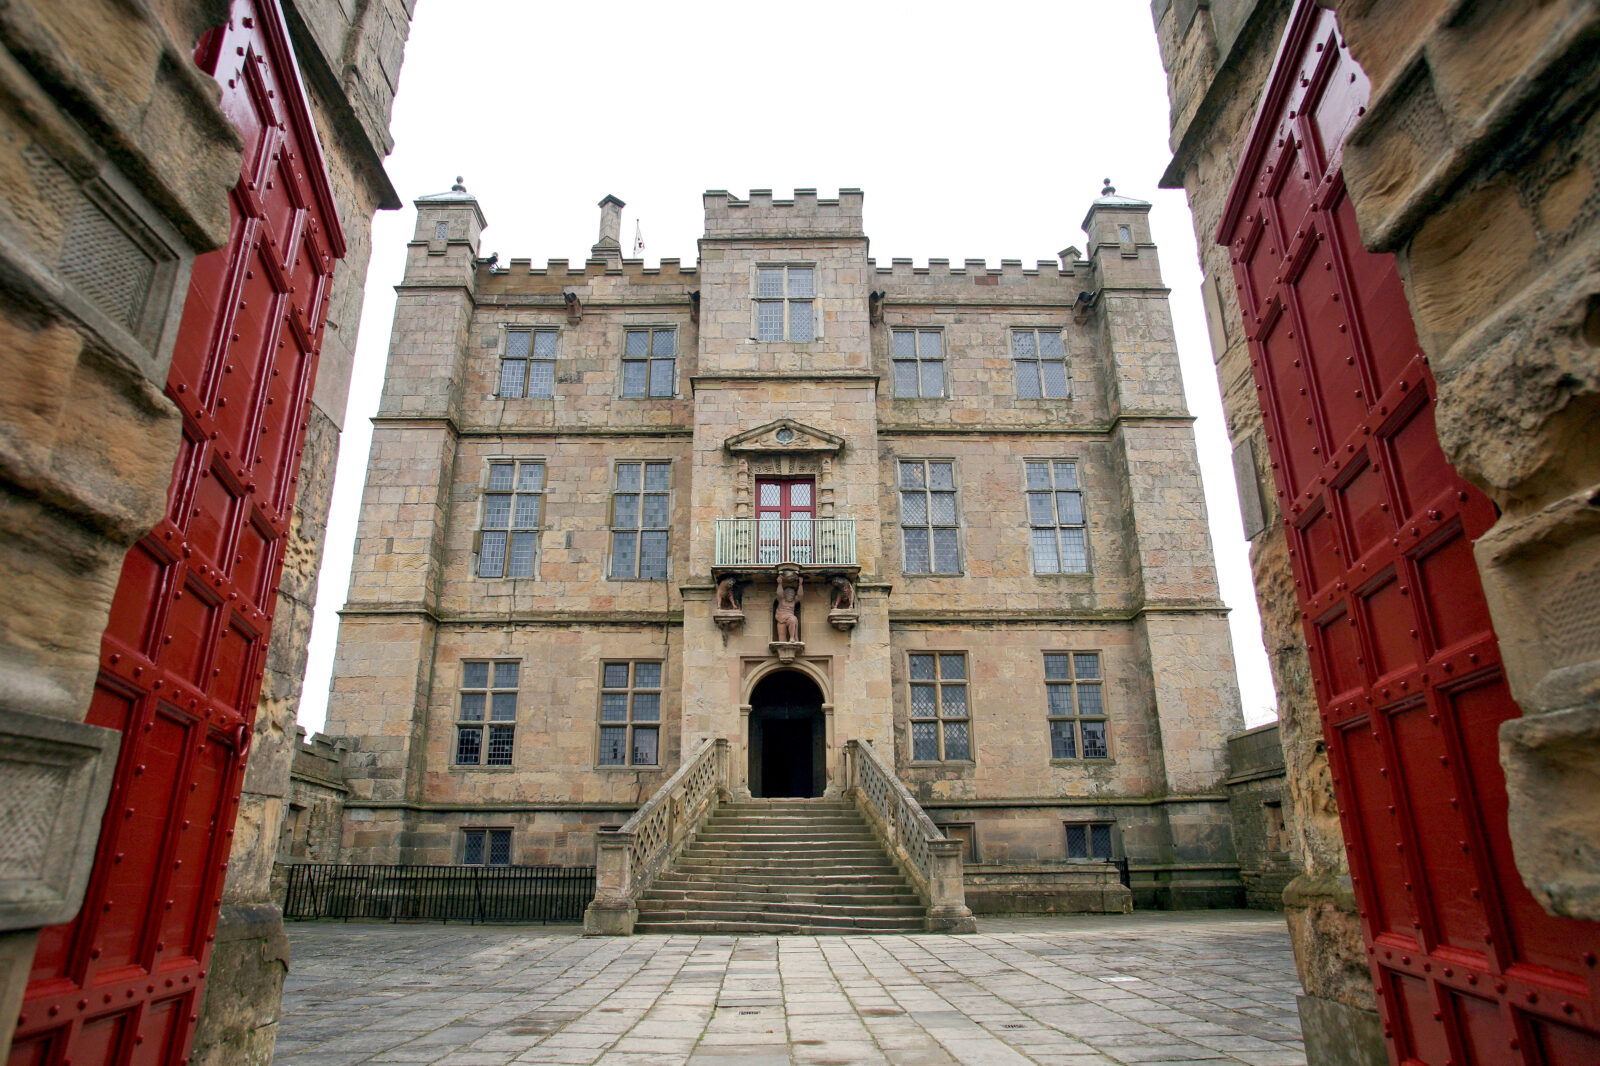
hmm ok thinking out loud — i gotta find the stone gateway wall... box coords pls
[0,0,409,1062]
[1151,1,1600,1063]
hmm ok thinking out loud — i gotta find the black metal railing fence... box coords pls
[282,863,595,924]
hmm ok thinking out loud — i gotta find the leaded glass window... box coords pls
[622,328,677,398]
[907,652,971,762]
[1045,652,1108,760]
[892,329,945,398]
[755,265,815,342]
[1026,460,1088,574]
[499,328,558,399]
[899,459,961,574]
[463,828,512,865]
[478,461,544,579]
[457,660,519,766]
[1012,328,1068,399]
[1065,822,1114,860]
[598,661,662,766]
[610,461,671,579]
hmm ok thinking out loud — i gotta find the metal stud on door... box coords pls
[1217,5,1600,1064]
[9,2,343,1063]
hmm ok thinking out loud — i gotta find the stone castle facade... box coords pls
[323,182,1253,909]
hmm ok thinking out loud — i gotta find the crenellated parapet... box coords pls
[702,188,866,239]
[869,256,1093,303]
[477,257,701,300]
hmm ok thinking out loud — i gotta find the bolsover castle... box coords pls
[318,181,1269,923]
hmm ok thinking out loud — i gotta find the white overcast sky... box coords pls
[296,0,1280,733]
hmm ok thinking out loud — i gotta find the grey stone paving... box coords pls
[274,911,1305,1066]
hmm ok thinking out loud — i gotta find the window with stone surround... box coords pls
[907,652,971,762]
[1026,460,1088,574]
[598,661,662,766]
[499,328,558,399]
[1011,328,1068,399]
[1046,652,1108,760]
[621,327,677,398]
[462,828,512,865]
[892,328,945,398]
[899,459,961,574]
[755,265,815,342]
[609,461,671,579]
[477,460,544,579]
[1064,821,1114,860]
[456,660,518,767]
[1265,800,1287,854]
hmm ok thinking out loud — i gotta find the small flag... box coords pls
[633,222,645,257]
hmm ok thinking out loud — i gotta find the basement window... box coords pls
[463,828,511,866]
[1065,822,1114,860]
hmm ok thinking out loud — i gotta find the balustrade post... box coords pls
[582,830,638,935]
[925,838,977,933]
[714,737,731,801]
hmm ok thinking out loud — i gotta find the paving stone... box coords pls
[276,912,1304,1065]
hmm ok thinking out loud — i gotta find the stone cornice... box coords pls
[887,603,1229,624]
[472,295,695,309]
[691,373,879,387]
[877,413,1196,436]
[342,801,642,813]
[920,794,1228,809]
[339,605,683,626]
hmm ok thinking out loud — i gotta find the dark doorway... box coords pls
[748,671,825,798]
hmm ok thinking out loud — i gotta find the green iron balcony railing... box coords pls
[713,516,857,567]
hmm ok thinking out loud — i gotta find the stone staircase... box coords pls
[632,797,927,934]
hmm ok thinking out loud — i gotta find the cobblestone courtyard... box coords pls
[273,912,1305,1066]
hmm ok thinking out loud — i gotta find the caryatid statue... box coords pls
[773,571,803,643]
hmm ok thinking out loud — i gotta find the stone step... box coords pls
[665,857,908,870]
[641,887,921,906]
[652,873,911,891]
[683,842,887,856]
[638,897,924,919]
[697,820,875,830]
[697,822,876,833]
[633,909,925,933]
[634,795,924,935]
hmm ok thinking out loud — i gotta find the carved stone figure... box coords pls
[715,575,744,611]
[828,574,855,611]
[773,571,803,643]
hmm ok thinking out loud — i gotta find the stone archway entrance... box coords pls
[747,670,825,798]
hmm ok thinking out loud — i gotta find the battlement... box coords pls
[703,188,865,239]
[476,256,700,297]
[486,257,700,279]
[867,255,1090,298]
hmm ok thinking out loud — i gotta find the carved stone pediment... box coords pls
[723,418,843,456]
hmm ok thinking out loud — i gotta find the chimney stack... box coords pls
[593,194,625,263]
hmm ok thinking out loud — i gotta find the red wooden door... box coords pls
[1218,5,1600,1064]
[10,3,343,1063]
[757,479,815,564]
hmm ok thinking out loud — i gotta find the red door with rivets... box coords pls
[10,2,342,1062]
[1219,4,1600,1064]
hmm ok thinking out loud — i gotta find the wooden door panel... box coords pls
[1218,5,1600,1062]
[10,2,344,1063]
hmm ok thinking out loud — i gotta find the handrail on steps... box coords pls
[584,736,729,935]
[843,738,977,933]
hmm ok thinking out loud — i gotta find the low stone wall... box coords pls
[1224,722,1297,911]
[962,864,1132,915]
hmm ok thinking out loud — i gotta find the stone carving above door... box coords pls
[723,418,844,456]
